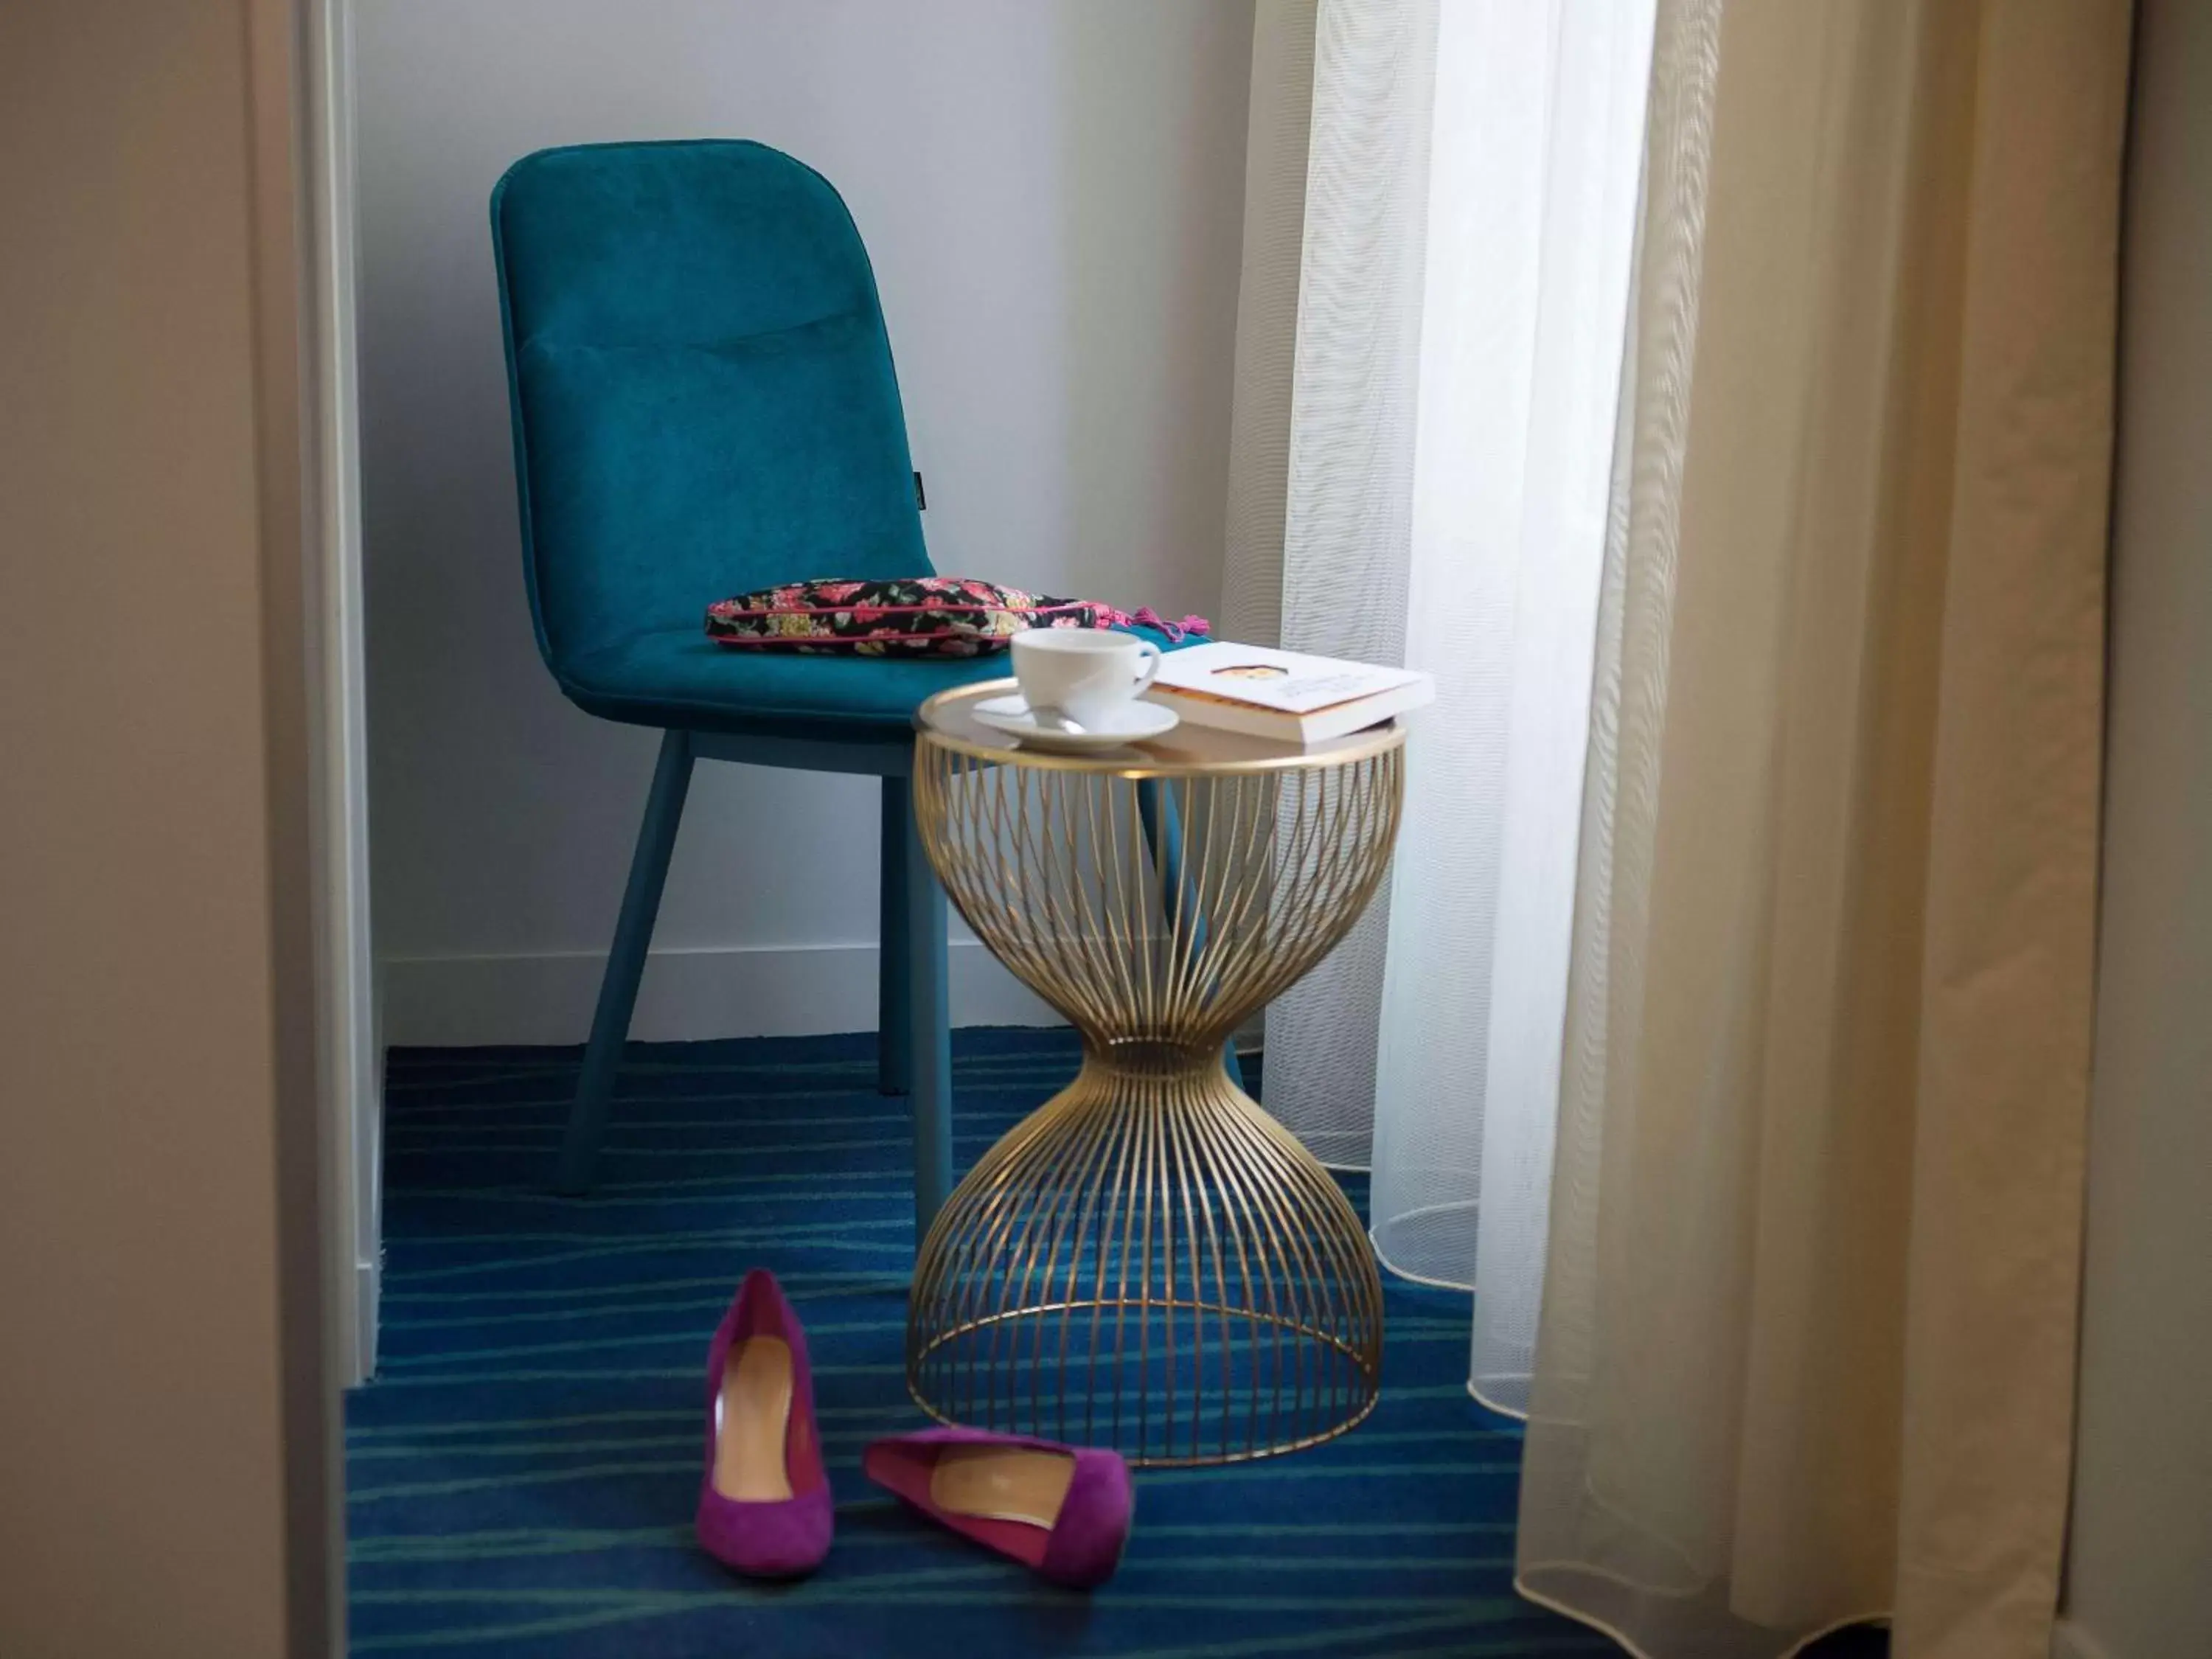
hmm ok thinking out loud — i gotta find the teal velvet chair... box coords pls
[489,139,1018,1224]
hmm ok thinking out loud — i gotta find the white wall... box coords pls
[2059,1,2212,1655]
[355,0,1256,1043]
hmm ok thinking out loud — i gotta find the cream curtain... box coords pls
[1228,0,2129,1651]
[1516,3,2129,1658]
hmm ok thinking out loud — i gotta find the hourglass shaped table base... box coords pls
[905,684,1405,1467]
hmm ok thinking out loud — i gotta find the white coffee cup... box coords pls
[1011,628,1162,726]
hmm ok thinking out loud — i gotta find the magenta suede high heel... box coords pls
[695,1269,832,1577]
[863,1427,1133,1589]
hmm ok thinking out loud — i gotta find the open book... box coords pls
[1144,641,1433,745]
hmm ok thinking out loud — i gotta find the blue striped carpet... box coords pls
[347,1027,1618,1658]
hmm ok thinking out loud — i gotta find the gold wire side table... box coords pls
[905,681,1406,1467]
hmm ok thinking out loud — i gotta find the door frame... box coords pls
[304,0,380,1387]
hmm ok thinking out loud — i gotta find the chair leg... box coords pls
[877,776,911,1096]
[557,728,695,1195]
[1138,777,1248,1093]
[902,784,954,1238]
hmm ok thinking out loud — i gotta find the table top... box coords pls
[914,678,1405,777]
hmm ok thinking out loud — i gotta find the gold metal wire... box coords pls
[906,684,1407,1466]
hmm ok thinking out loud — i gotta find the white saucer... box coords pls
[972,694,1180,753]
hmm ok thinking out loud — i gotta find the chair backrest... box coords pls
[491,140,931,673]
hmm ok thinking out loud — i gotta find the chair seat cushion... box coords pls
[560,622,1198,742]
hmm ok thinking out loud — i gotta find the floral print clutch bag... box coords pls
[704,577,1204,659]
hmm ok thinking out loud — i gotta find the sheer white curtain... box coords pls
[1225,0,1652,1414]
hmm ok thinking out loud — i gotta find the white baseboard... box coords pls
[2052,1618,2116,1659]
[378,939,1061,1048]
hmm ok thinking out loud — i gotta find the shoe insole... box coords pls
[928,1445,1077,1528]
[713,1335,794,1503]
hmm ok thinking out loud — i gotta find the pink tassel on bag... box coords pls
[1102,606,1211,644]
